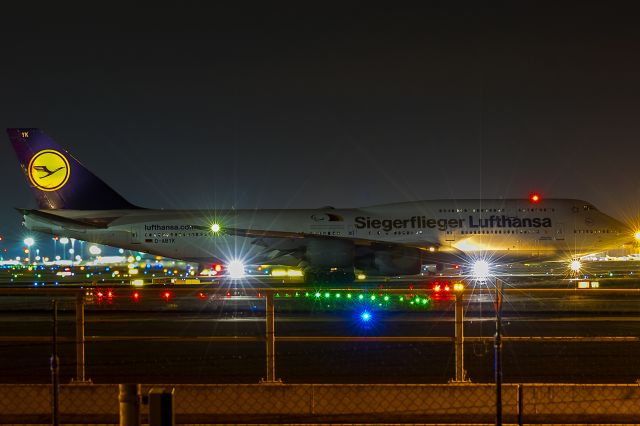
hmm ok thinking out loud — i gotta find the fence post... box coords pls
[50,299,60,426]
[453,292,466,382]
[119,384,141,426]
[262,291,280,383]
[72,292,90,383]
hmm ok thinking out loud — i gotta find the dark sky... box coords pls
[1,2,640,250]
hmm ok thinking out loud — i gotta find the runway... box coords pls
[1,280,640,385]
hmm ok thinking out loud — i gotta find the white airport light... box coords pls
[570,259,582,273]
[635,231,640,241]
[59,237,69,245]
[211,223,221,233]
[68,248,74,255]
[89,245,101,255]
[227,259,246,279]
[23,237,35,247]
[118,248,124,254]
[471,259,491,280]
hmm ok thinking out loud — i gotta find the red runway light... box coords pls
[529,192,541,203]
[132,291,140,302]
[162,291,172,302]
[197,291,207,300]
[214,263,223,272]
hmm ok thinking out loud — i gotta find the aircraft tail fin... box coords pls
[7,128,138,210]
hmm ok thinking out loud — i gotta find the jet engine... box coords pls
[305,239,355,268]
[355,246,422,276]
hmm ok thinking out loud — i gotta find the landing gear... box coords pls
[304,268,355,285]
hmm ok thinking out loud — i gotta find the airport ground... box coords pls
[1,261,640,385]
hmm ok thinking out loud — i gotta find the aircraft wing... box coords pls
[192,224,443,251]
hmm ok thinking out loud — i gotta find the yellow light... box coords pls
[271,269,287,277]
[635,231,640,241]
[429,246,435,252]
[127,256,134,263]
[211,223,221,233]
[129,269,139,275]
[590,281,600,288]
[131,279,144,286]
[287,269,303,277]
[577,281,589,289]
[357,274,366,280]
[453,282,465,292]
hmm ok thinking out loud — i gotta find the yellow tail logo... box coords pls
[27,150,70,191]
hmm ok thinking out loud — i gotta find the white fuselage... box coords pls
[24,198,631,268]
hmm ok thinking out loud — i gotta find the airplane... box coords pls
[7,128,638,283]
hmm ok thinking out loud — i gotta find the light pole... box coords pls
[494,277,504,426]
[24,237,35,264]
[59,237,69,261]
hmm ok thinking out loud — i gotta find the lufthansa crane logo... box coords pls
[27,150,70,191]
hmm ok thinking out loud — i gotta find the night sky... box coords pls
[1,2,639,253]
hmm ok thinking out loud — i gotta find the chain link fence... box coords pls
[2,383,640,424]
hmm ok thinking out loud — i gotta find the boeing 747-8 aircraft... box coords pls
[7,128,637,283]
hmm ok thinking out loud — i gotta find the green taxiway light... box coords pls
[335,293,341,298]
[370,295,376,301]
[347,293,352,299]
[358,294,364,300]
[324,292,330,298]
[315,292,321,298]
[383,295,390,301]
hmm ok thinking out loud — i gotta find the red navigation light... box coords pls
[96,291,104,298]
[444,285,450,292]
[433,283,441,292]
[197,291,207,300]
[132,291,140,302]
[529,193,541,203]
[162,291,172,302]
[214,263,223,272]
[107,289,114,299]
